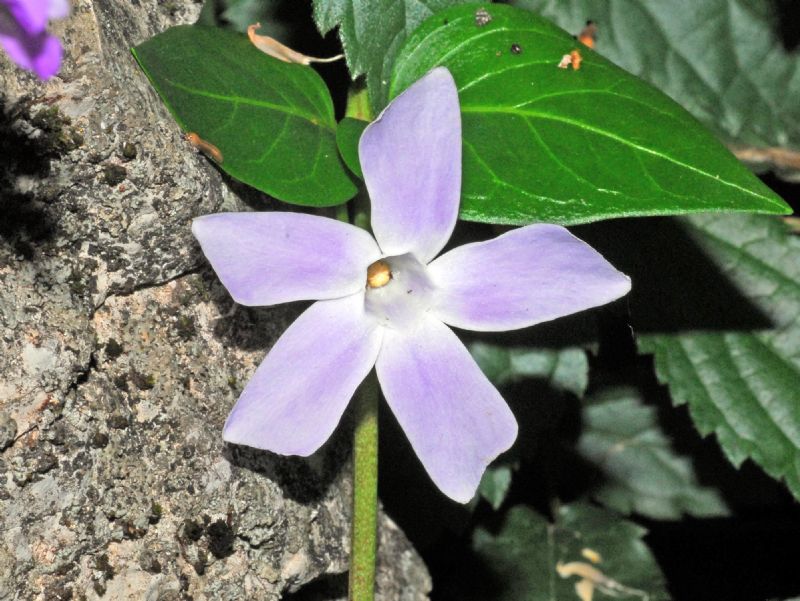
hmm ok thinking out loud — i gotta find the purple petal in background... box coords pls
[223,294,383,456]
[193,212,381,306]
[359,67,461,263]
[2,0,50,34]
[428,224,631,332]
[0,1,62,79]
[47,0,69,20]
[0,30,61,78]
[376,316,518,503]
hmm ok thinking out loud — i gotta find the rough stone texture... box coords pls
[0,1,431,599]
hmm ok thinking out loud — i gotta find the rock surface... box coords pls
[0,1,431,599]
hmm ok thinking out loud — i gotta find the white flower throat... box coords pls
[365,254,434,330]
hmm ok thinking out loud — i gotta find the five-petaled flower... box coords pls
[193,68,631,503]
[0,0,68,79]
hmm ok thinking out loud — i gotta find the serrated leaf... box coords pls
[468,503,670,601]
[336,117,367,178]
[579,386,729,520]
[311,0,474,111]
[390,4,790,225]
[635,213,800,500]
[133,25,356,206]
[513,0,800,181]
[478,464,513,510]
[470,341,589,398]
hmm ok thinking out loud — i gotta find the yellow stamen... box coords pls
[366,260,392,288]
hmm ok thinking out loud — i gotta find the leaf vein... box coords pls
[461,104,782,208]
[163,79,333,132]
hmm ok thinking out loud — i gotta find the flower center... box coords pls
[366,259,392,288]
[364,254,434,330]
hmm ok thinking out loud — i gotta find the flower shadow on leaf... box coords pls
[379,368,585,545]
[770,0,800,50]
[574,217,774,334]
[459,311,600,352]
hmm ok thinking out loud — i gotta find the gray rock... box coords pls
[0,414,16,450]
[0,0,431,599]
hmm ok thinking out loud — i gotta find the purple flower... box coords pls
[0,0,68,79]
[192,68,631,502]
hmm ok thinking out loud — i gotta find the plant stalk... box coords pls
[342,85,377,601]
[349,372,379,601]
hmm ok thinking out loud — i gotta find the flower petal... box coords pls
[359,67,461,263]
[192,212,381,306]
[428,224,631,332]
[224,293,383,456]
[376,317,517,503]
[47,0,70,20]
[2,0,50,34]
[0,26,62,79]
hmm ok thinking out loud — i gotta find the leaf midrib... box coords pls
[461,104,783,208]
[164,79,335,133]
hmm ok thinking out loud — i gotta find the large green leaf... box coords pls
[514,0,800,181]
[390,4,790,225]
[467,503,669,601]
[579,386,729,520]
[133,25,356,206]
[634,213,800,499]
[311,0,474,111]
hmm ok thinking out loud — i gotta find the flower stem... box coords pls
[349,371,379,601]
[345,85,372,121]
[335,202,350,223]
[342,86,378,601]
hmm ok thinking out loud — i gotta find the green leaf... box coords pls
[132,25,356,206]
[513,0,800,181]
[478,464,513,510]
[311,0,474,111]
[636,213,800,500]
[390,4,791,225]
[336,117,367,178]
[470,341,589,398]
[469,503,670,601]
[579,386,729,520]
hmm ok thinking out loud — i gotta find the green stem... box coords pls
[335,202,350,224]
[341,84,378,601]
[349,372,379,601]
[345,85,372,122]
